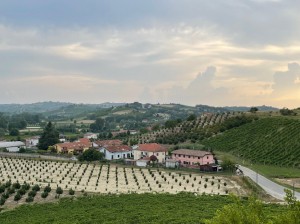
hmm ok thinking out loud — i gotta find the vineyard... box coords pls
[0,193,283,224]
[0,157,243,209]
[127,113,236,144]
[202,117,300,168]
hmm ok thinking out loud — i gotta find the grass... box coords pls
[0,193,283,224]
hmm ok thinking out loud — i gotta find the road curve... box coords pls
[239,165,300,201]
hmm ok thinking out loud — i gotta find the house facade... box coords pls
[100,145,133,160]
[25,136,40,148]
[55,138,92,154]
[171,149,214,167]
[84,132,98,139]
[133,143,167,163]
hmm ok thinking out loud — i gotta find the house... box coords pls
[133,143,167,163]
[171,149,215,168]
[54,138,92,154]
[100,145,133,160]
[25,136,40,148]
[93,139,123,148]
[136,157,150,167]
[0,141,25,153]
[165,159,179,168]
[84,132,98,139]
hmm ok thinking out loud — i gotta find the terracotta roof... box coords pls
[78,138,91,144]
[56,141,91,151]
[171,149,212,157]
[94,139,123,147]
[105,145,132,153]
[137,143,167,152]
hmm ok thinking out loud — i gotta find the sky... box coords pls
[0,0,299,108]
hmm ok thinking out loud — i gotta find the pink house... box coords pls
[171,149,215,168]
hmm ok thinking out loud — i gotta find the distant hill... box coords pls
[224,105,279,112]
[202,117,300,168]
[0,102,126,114]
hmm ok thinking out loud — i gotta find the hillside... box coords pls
[202,117,300,168]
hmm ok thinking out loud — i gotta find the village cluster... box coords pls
[0,133,220,170]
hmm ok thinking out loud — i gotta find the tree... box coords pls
[38,122,59,150]
[90,118,105,132]
[280,108,297,116]
[78,149,104,162]
[187,114,197,121]
[9,128,19,136]
[249,107,258,113]
[221,158,236,173]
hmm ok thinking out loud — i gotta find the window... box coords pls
[207,156,209,159]
[198,157,200,159]
[118,155,120,158]
[156,153,159,156]
[188,156,190,158]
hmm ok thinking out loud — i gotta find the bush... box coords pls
[0,198,5,206]
[32,184,40,191]
[0,185,5,193]
[41,192,48,198]
[28,190,36,197]
[22,183,30,191]
[25,196,34,203]
[18,188,26,195]
[8,187,15,194]
[14,193,22,201]
[44,185,51,193]
[13,182,21,189]
[56,187,63,195]
[69,188,75,195]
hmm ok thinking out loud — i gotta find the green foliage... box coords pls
[25,196,34,203]
[68,188,75,195]
[38,122,59,150]
[78,149,104,162]
[0,194,283,224]
[206,190,300,224]
[14,193,22,201]
[28,190,37,197]
[279,108,297,116]
[32,185,40,192]
[44,185,51,193]
[56,187,63,195]
[90,118,105,132]
[221,157,236,172]
[41,192,48,199]
[9,128,19,136]
[203,118,300,167]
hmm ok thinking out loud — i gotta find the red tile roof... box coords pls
[171,149,212,157]
[56,141,91,151]
[137,143,167,152]
[105,145,132,153]
[94,139,123,147]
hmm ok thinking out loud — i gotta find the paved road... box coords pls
[239,165,300,201]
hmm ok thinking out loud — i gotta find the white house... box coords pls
[133,143,168,163]
[0,141,25,153]
[84,132,98,139]
[25,136,40,148]
[100,145,133,160]
[136,157,150,167]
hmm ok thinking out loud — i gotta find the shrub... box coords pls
[8,187,15,194]
[13,182,21,189]
[25,196,34,203]
[18,188,26,195]
[14,193,22,201]
[44,185,51,193]
[41,192,48,198]
[0,185,5,193]
[0,198,5,206]
[28,190,36,197]
[56,187,63,195]
[32,184,40,191]
[69,188,75,195]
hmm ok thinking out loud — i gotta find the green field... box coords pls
[202,117,300,168]
[0,193,283,224]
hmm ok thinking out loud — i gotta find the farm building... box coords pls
[55,138,92,154]
[133,143,167,163]
[99,145,133,160]
[136,157,150,167]
[171,149,215,168]
[25,136,40,148]
[84,132,98,139]
[165,159,179,168]
[0,141,25,152]
[93,139,123,148]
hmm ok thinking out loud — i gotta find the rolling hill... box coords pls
[202,117,300,168]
